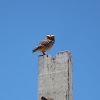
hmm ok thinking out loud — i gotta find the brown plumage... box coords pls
[32,34,55,55]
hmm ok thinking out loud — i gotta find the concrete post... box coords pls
[38,51,73,100]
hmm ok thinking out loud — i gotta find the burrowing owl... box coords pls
[32,34,55,55]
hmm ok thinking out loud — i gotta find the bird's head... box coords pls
[46,34,55,42]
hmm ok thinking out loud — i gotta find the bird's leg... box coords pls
[43,52,45,55]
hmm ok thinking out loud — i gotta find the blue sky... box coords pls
[0,0,100,100]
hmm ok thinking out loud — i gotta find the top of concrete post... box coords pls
[38,51,72,75]
[38,50,72,59]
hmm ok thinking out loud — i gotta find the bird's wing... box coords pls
[32,39,51,52]
[38,39,51,47]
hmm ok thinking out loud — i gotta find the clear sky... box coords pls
[0,0,100,100]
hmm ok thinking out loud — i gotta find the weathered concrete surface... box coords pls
[38,51,73,100]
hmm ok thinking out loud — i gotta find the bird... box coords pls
[32,34,55,55]
[41,96,53,100]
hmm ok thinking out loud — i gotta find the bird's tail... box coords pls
[32,47,38,53]
[32,46,40,53]
[32,49,36,53]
